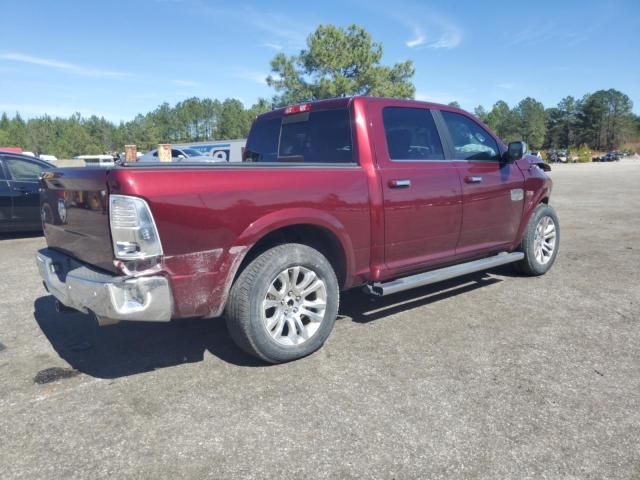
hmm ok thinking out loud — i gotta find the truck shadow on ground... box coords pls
[339,272,504,324]
[33,296,262,378]
[33,270,508,379]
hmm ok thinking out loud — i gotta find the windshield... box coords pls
[182,148,201,157]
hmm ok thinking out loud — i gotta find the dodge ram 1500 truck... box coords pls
[37,97,559,363]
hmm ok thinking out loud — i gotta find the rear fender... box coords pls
[206,208,356,318]
[234,207,355,280]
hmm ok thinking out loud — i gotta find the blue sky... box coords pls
[1,0,639,121]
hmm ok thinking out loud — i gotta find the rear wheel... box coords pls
[515,203,560,276]
[225,243,339,363]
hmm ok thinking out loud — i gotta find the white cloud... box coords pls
[405,17,462,49]
[262,42,283,51]
[193,2,310,51]
[426,24,462,49]
[387,3,462,50]
[234,68,269,85]
[0,52,130,78]
[0,103,123,121]
[507,22,595,48]
[173,79,200,87]
[497,82,516,90]
[415,91,463,105]
[239,7,309,50]
[406,27,426,48]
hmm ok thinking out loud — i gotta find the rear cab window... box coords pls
[244,108,354,164]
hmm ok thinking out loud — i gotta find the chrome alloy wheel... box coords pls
[533,215,557,265]
[262,266,328,346]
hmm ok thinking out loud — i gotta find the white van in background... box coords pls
[176,139,246,162]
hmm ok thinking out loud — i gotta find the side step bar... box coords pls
[367,252,524,297]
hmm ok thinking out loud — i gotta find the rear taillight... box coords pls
[109,195,162,260]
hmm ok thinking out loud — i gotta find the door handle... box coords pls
[388,179,411,188]
[464,176,483,184]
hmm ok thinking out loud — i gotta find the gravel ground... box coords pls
[1,160,639,479]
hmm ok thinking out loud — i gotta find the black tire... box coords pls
[515,203,560,276]
[224,243,339,363]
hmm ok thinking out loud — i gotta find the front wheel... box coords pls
[515,203,560,276]
[225,243,339,363]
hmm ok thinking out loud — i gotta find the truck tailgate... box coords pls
[40,168,116,273]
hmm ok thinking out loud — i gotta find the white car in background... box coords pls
[39,154,58,163]
[76,154,115,167]
[138,147,222,163]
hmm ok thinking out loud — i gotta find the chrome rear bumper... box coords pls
[36,248,172,324]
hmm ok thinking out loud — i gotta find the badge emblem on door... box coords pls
[57,199,67,223]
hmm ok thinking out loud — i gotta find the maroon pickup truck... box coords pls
[37,97,559,363]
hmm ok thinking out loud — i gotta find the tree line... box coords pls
[472,89,637,152]
[0,97,271,158]
[0,24,638,158]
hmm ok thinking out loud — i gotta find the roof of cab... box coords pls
[256,96,466,121]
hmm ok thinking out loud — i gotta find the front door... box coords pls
[437,110,524,256]
[370,102,463,276]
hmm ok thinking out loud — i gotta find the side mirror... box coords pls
[177,154,186,160]
[506,141,528,162]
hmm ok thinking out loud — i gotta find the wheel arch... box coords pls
[513,186,552,249]
[231,208,355,291]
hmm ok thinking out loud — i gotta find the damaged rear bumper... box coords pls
[36,248,172,324]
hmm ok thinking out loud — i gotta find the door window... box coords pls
[4,157,46,181]
[382,107,444,161]
[441,111,500,160]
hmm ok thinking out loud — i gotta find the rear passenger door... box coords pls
[3,156,46,227]
[436,110,525,256]
[370,103,463,276]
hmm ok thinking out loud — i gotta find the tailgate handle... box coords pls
[389,179,411,188]
[464,176,483,184]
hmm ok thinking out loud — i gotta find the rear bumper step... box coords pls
[367,252,524,297]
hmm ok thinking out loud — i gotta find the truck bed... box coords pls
[41,164,372,317]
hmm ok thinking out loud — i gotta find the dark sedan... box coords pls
[0,152,53,232]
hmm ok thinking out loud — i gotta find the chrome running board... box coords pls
[367,252,524,297]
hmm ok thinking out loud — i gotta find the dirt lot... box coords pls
[1,160,639,479]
